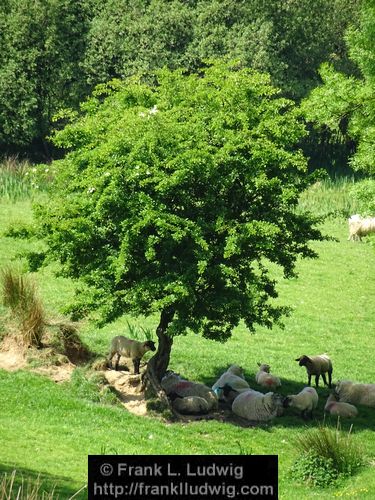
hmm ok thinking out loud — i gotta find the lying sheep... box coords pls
[334,380,375,407]
[295,354,333,388]
[324,393,358,418]
[107,336,156,374]
[255,363,281,390]
[212,365,250,403]
[161,372,218,411]
[231,389,284,422]
[171,396,210,415]
[283,386,318,419]
[348,214,375,241]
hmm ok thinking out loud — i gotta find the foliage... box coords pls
[1,267,45,347]
[302,0,375,174]
[70,367,120,406]
[349,179,375,215]
[0,157,31,200]
[291,424,364,487]
[0,0,91,153]
[0,469,60,500]
[36,61,323,347]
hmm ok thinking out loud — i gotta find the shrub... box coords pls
[0,469,57,500]
[1,267,45,347]
[349,179,375,216]
[291,423,364,488]
[0,156,31,200]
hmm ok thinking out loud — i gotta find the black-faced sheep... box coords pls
[231,389,284,422]
[255,363,281,390]
[212,365,250,403]
[348,214,375,241]
[324,393,358,418]
[107,336,156,374]
[161,372,218,411]
[334,380,375,408]
[283,386,318,419]
[295,354,333,388]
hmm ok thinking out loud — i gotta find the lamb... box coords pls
[231,389,284,422]
[107,336,156,374]
[324,393,358,418]
[161,372,218,411]
[212,365,250,403]
[255,363,281,390]
[334,380,375,408]
[171,395,210,415]
[283,386,318,419]
[295,354,333,388]
[348,214,375,241]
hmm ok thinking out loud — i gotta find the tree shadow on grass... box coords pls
[0,463,86,499]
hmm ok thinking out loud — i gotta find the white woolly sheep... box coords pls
[161,372,218,411]
[107,336,156,374]
[255,363,281,390]
[348,214,375,241]
[283,386,318,419]
[212,365,250,403]
[295,354,333,388]
[324,393,358,418]
[171,395,210,415]
[231,389,284,422]
[334,380,375,407]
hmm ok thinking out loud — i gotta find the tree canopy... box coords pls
[36,62,323,378]
[302,0,375,174]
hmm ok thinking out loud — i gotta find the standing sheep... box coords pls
[231,389,284,422]
[283,387,319,419]
[324,393,358,418]
[107,336,156,374]
[348,214,375,241]
[212,365,250,403]
[255,363,281,390]
[161,372,218,411]
[334,380,375,407]
[295,354,333,388]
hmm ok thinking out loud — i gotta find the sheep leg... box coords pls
[321,373,328,386]
[107,352,114,369]
[328,370,332,388]
[114,353,121,370]
[133,358,141,375]
[315,374,320,387]
[307,374,312,386]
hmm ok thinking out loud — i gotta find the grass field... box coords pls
[0,179,374,499]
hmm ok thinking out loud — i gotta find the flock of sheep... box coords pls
[160,355,375,422]
[106,338,375,422]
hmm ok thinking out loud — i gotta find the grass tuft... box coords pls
[0,469,56,500]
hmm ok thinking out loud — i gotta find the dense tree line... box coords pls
[0,0,361,162]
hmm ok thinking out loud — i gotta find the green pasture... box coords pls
[0,180,374,499]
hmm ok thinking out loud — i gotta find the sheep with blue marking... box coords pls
[231,389,284,422]
[212,365,250,403]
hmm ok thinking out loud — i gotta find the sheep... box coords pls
[107,336,156,374]
[334,380,375,408]
[324,393,358,418]
[171,395,210,415]
[161,372,218,411]
[212,365,250,403]
[295,354,333,388]
[283,386,318,419]
[348,214,375,241]
[255,363,281,390]
[231,389,284,422]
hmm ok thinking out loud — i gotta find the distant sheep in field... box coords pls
[161,372,218,411]
[334,380,375,408]
[283,386,318,419]
[295,354,333,388]
[107,336,156,374]
[324,393,358,418]
[212,365,250,403]
[348,214,375,241]
[255,363,281,390]
[231,389,284,422]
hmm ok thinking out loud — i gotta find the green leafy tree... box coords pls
[36,62,322,381]
[302,0,375,174]
[0,0,91,156]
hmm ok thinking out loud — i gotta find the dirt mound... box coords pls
[0,335,27,371]
[104,369,148,416]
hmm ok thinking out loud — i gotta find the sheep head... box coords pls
[295,355,311,367]
[144,340,156,352]
[257,363,271,373]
